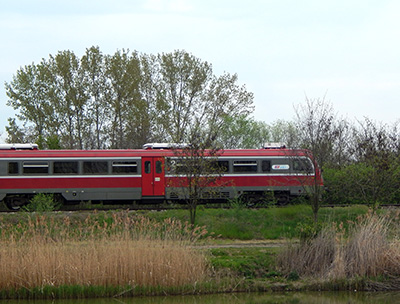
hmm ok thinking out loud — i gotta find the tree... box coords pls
[47,50,87,149]
[346,118,400,207]
[268,119,299,149]
[143,50,255,143]
[168,138,227,226]
[80,46,110,149]
[294,96,345,221]
[5,48,254,149]
[105,49,145,148]
[5,118,29,143]
[218,115,270,149]
[5,60,55,140]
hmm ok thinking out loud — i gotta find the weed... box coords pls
[22,193,60,212]
[287,271,299,281]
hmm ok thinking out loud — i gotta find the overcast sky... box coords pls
[1,0,400,142]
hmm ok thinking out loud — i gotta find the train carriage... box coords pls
[0,143,323,210]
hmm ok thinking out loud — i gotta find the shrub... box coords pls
[278,211,400,279]
[23,193,60,212]
[296,220,324,243]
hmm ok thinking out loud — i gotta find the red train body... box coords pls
[0,144,323,210]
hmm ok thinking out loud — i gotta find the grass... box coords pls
[0,204,397,298]
[147,204,371,240]
[209,247,281,279]
[0,211,209,298]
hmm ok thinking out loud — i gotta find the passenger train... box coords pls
[0,143,323,210]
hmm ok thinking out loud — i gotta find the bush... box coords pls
[278,211,400,279]
[296,220,324,243]
[23,193,59,212]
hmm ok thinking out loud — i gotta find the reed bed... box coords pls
[0,211,209,290]
[278,210,400,281]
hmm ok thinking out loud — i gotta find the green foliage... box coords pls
[228,197,247,209]
[218,115,269,149]
[146,205,369,240]
[22,193,59,212]
[6,47,254,149]
[209,247,280,279]
[287,271,300,281]
[296,220,324,243]
[323,161,400,206]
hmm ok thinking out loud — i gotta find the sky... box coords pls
[1,0,400,142]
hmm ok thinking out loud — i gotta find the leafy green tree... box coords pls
[268,119,299,148]
[5,118,30,143]
[105,49,146,148]
[6,61,54,139]
[80,46,110,149]
[144,50,254,143]
[346,118,400,207]
[218,115,270,149]
[5,48,254,150]
[47,50,87,149]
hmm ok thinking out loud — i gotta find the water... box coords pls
[3,292,400,304]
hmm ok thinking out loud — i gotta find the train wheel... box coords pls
[5,197,29,211]
[276,194,290,206]
[244,195,263,208]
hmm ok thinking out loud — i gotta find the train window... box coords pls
[170,160,187,174]
[83,161,108,174]
[8,162,19,175]
[23,161,49,174]
[54,161,79,174]
[210,160,229,173]
[112,161,138,174]
[233,160,258,173]
[262,160,271,172]
[293,158,314,173]
[156,161,162,174]
[167,159,196,175]
[144,161,151,174]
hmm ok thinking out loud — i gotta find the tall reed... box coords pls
[278,210,400,280]
[0,211,209,290]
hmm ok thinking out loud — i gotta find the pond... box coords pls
[4,291,400,304]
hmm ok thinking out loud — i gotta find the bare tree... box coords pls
[168,136,227,226]
[294,96,347,221]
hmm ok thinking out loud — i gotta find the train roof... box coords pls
[0,148,312,159]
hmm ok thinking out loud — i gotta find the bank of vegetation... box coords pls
[0,205,398,299]
[3,46,400,298]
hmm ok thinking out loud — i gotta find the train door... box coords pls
[141,157,165,196]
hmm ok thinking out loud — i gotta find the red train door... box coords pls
[142,157,165,196]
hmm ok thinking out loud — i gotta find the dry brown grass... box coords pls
[278,210,400,280]
[0,211,209,290]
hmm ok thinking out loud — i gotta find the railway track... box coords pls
[0,202,399,213]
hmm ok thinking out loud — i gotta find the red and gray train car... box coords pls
[0,143,323,210]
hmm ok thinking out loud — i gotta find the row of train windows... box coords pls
[6,158,312,175]
[8,161,138,175]
[230,159,313,173]
[169,159,312,174]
